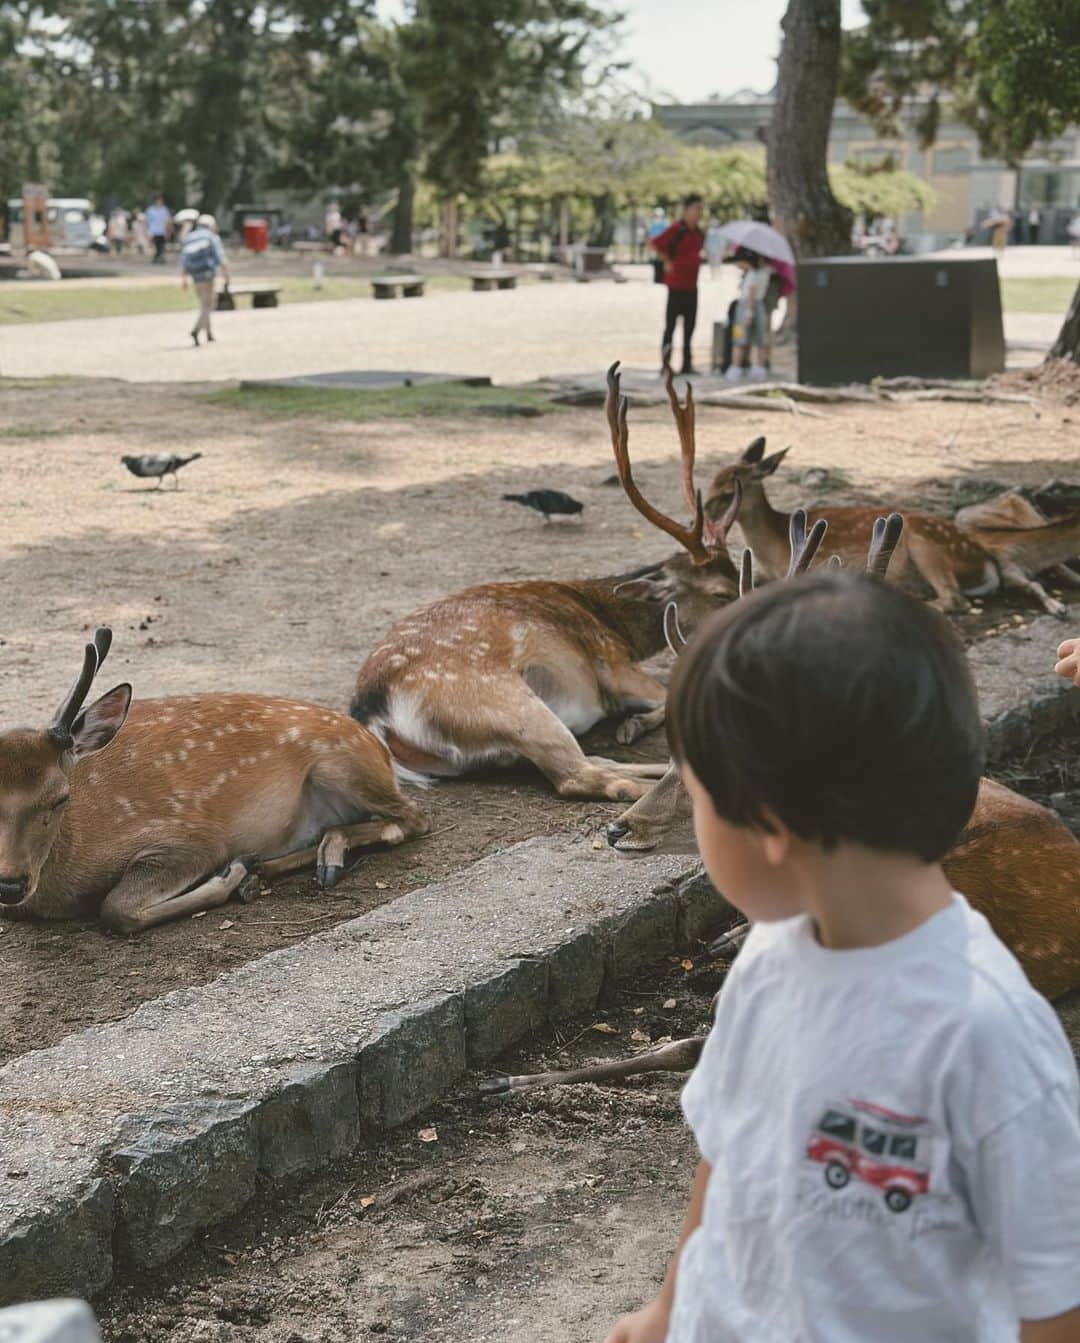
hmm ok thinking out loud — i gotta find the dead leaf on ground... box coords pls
[662,998,677,1010]
[680,958,694,971]
[359,1194,377,1209]
[590,1022,618,1035]
[191,910,207,920]
[219,919,235,930]
[222,1252,238,1266]
[418,1127,439,1143]
[630,1029,651,1044]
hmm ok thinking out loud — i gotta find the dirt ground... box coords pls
[92,929,1080,1343]
[2,376,1080,1062]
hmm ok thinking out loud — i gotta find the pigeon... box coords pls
[502,489,584,524]
[121,452,203,489]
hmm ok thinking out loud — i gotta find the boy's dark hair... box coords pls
[682,193,703,209]
[667,572,984,862]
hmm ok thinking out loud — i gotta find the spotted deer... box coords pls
[606,515,1080,1005]
[706,438,1076,618]
[349,363,742,803]
[0,630,429,932]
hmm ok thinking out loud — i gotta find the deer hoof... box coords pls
[236,873,262,904]
[318,861,344,890]
[1049,599,1069,620]
[616,717,644,745]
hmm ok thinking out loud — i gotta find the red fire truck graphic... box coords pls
[807,1099,931,1213]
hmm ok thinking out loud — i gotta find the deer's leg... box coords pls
[998,561,1068,618]
[601,665,669,745]
[506,695,659,801]
[1051,563,1080,589]
[906,538,971,614]
[100,855,251,933]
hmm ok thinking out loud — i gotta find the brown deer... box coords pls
[706,438,1075,618]
[0,629,429,932]
[349,364,742,803]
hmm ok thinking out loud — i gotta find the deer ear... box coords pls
[756,447,789,478]
[616,575,675,603]
[742,437,766,464]
[69,684,132,760]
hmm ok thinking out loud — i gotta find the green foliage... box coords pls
[830,159,937,219]
[841,0,1080,162]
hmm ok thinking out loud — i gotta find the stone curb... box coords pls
[0,841,720,1306]
[1,615,1075,1306]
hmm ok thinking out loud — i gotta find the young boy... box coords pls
[724,246,770,384]
[606,573,1080,1343]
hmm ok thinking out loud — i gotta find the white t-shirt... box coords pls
[669,895,1080,1343]
[738,266,771,306]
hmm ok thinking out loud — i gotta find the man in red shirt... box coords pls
[650,193,707,376]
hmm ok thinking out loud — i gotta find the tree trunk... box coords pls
[390,173,415,255]
[1050,281,1080,363]
[767,0,853,258]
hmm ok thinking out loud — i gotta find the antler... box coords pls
[48,627,112,744]
[739,547,755,598]
[786,510,828,578]
[664,368,737,550]
[866,513,904,578]
[606,362,710,565]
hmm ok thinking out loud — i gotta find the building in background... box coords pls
[655,92,1080,251]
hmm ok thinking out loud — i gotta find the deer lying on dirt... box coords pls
[0,630,429,932]
[706,438,1077,618]
[487,525,1080,1094]
[350,364,742,803]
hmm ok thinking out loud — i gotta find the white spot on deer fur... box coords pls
[388,655,407,669]
[405,646,421,656]
[381,823,405,843]
[184,738,196,751]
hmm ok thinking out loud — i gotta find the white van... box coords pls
[6,198,95,249]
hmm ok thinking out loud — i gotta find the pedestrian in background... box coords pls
[1028,206,1042,246]
[106,207,128,255]
[131,209,150,257]
[179,213,229,347]
[724,246,770,383]
[146,195,172,264]
[650,193,706,377]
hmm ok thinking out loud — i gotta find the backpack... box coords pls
[180,230,219,281]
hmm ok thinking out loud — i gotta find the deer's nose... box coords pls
[0,876,28,904]
[606,821,630,848]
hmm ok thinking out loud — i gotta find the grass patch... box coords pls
[205,380,560,422]
[1000,276,1078,314]
[0,424,65,439]
[0,272,470,325]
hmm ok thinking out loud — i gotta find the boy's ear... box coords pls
[756,448,790,478]
[759,808,792,867]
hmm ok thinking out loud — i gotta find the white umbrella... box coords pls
[717,220,795,266]
[174,208,200,224]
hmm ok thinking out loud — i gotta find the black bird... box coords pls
[502,489,584,524]
[121,452,203,489]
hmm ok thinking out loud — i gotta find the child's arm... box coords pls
[603,1158,711,1343]
[1021,1307,1080,1341]
[1054,637,1080,687]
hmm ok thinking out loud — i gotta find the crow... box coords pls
[121,452,203,489]
[502,489,584,524]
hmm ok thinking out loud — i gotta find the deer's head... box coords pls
[0,629,130,908]
[705,435,790,520]
[605,362,742,629]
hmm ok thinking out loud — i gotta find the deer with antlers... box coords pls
[487,517,1080,1095]
[0,630,429,932]
[706,438,1077,618]
[349,364,742,802]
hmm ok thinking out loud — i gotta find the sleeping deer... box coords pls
[0,629,429,932]
[706,438,1076,618]
[350,364,742,803]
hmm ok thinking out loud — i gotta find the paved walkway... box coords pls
[0,254,1071,385]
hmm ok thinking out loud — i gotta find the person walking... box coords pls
[146,195,172,264]
[106,207,129,255]
[1028,205,1042,246]
[131,209,150,257]
[650,194,707,376]
[179,213,229,347]
[724,246,771,383]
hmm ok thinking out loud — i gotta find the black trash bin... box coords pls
[797,256,1005,385]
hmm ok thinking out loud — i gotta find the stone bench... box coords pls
[470,270,517,292]
[215,283,281,310]
[370,274,425,299]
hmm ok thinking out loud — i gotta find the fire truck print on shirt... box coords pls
[806,1098,931,1213]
